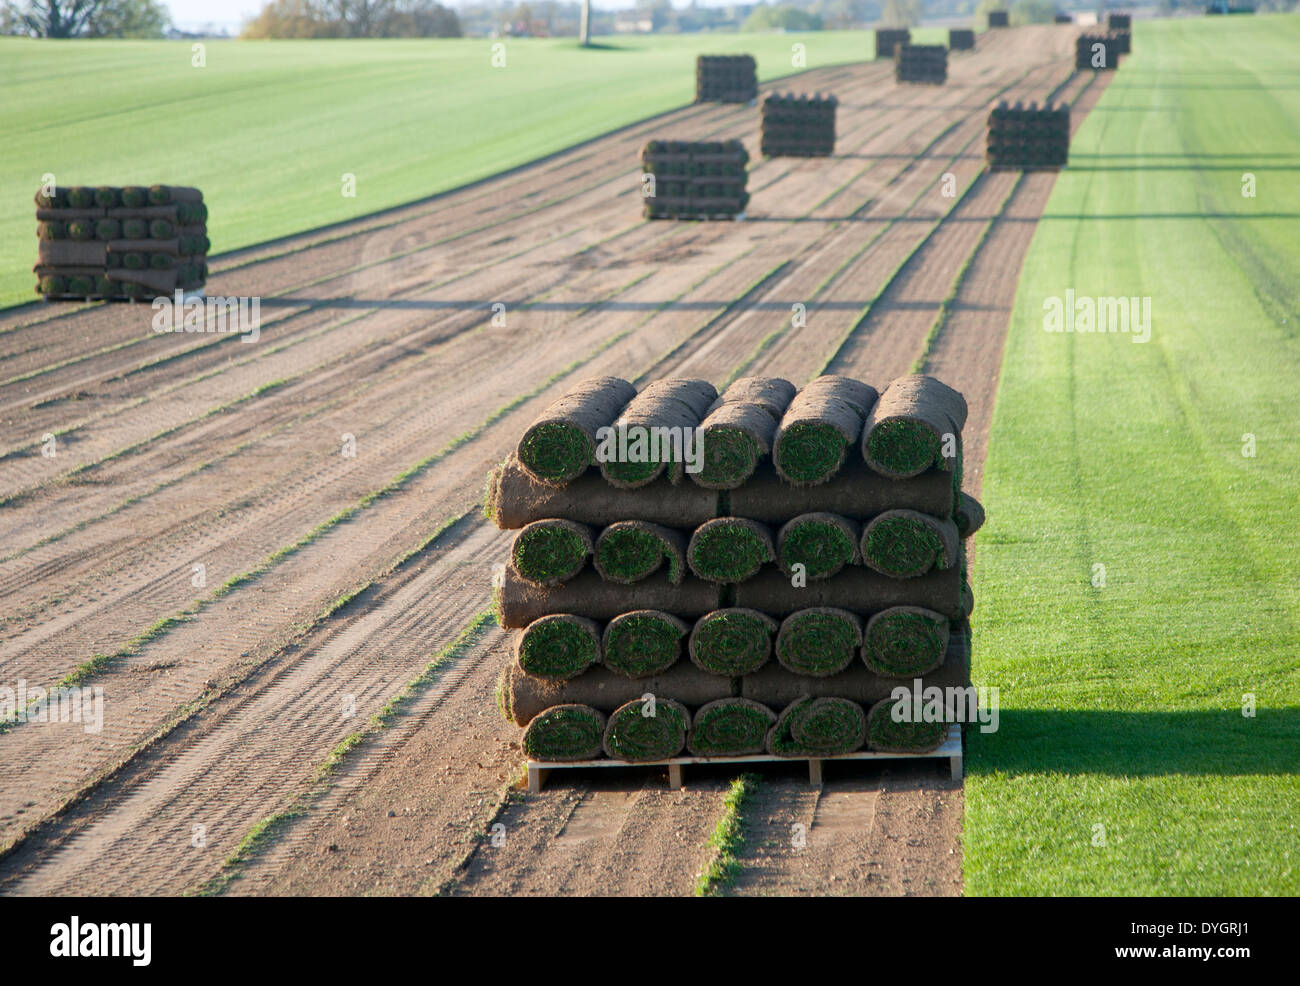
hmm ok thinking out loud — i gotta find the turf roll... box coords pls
[860,509,960,578]
[692,376,796,489]
[955,491,985,539]
[522,704,606,761]
[484,454,718,530]
[515,614,602,680]
[66,186,96,209]
[866,699,949,753]
[515,376,636,485]
[37,241,107,267]
[105,268,177,294]
[593,520,687,585]
[862,375,968,478]
[687,517,775,584]
[767,696,867,756]
[731,458,955,523]
[773,375,878,485]
[500,660,733,726]
[599,378,717,488]
[777,511,861,581]
[120,186,148,208]
[496,568,720,628]
[688,698,777,756]
[688,607,777,676]
[775,607,863,677]
[602,610,688,678]
[509,518,594,586]
[93,187,119,208]
[148,184,204,205]
[862,606,950,677]
[603,698,689,761]
[736,564,963,619]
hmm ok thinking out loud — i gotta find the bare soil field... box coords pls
[0,25,1107,897]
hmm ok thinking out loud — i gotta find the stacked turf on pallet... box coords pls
[987,10,1009,26]
[1109,29,1132,54]
[874,28,910,59]
[695,54,758,103]
[760,93,837,158]
[895,44,948,85]
[1076,33,1124,70]
[34,185,208,301]
[487,373,985,764]
[949,28,976,50]
[1107,12,1131,28]
[985,100,1070,170]
[642,140,749,220]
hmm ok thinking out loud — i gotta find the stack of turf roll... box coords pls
[1107,12,1131,29]
[987,9,1009,27]
[34,185,208,301]
[488,372,985,766]
[1076,32,1123,70]
[895,44,948,85]
[985,100,1070,170]
[874,28,910,59]
[759,93,837,158]
[695,54,758,103]
[1109,28,1131,54]
[642,140,749,220]
[948,28,976,50]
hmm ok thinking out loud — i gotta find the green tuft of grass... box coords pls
[694,773,761,896]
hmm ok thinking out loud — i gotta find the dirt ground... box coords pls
[0,25,1108,897]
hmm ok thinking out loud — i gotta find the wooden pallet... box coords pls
[527,725,961,792]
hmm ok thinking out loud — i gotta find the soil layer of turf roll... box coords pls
[687,517,775,583]
[777,512,861,580]
[730,457,956,521]
[734,564,963,619]
[688,698,777,756]
[484,455,718,530]
[509,518,594,586]
[599,378,717,488]
[955,491,985,539]
[862,374,968,478]
[693,376,795,489]
[37,241,108,267]
[775,607,864,677]
[862,606,950,677]
[603,698,689,761]
[499,660,733,726]
[594,520,687,584]
[522,704,606,761]
[496,568,720,628]
[515,614,602,680]
[602,610,688,678]
[516,376,636,485]
[689,607,777,676]
[767,696,867,756]
[773,375,878,485]
[860,509,959,578]
[866,699,949,753]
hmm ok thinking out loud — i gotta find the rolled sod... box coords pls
[955,491,985,539]
[775,607,863,677]
[860,509,960,578]
[777,512,861,581]
[509,518,594,587]
[862,375,968,478]
[150,253,176,270]
[602,610,688,678]
[516,376,636,486]
[522,704,606,761]
[732,458,955,524]
[67,220,94,241]
[94,219,121,241]
[866,699,949,753]
[496,568,720,628]
[106,268,177,294]
[120,186,148,208]
[484,454,718,530]
[767,696,867,757]
[149,219,174,240]
[499,660,732,726]
[687,517,775,584]
[37,241,107,267]
[689,607,777,676]
[93,187,119,208]
[735,565,963,619]
[603,697,689,762]
[107,205,181,222]
[122,219,148,240]
[36,221,64,240]
[599,378,718,488]
[38,275,67,296]
[148,184,204,205]
[773,375,878,486]
[862,606,950,677]
[66,186,96,209]
[515,614,602,680]
[688,698,777,756]
[594,520,686,585]
[692,376,796,489]
[34,187,67,208]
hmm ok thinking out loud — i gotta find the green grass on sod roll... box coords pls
[863,418,941,477]
[866,700,947,752]
[517,615,600,679]
[510,520,591,586]
[863,608,947,676]
[697,425,762,488]
[769,696,866,756]
[93,186,118,208]
[522,704,606,761]
[778,515,856,580]
[66,186,94,208]
[690,609,775,675]
[862,513,943,577]
[595,524,682,584]
[121,186,147,208]
[689,699,776,756]
[776,608,861,676]
[603,611,685,678]
[517,422,590,483]
[688,518,773,583]
[773,422,848,484]
[604,698,689,761]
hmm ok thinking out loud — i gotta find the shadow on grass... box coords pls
[967,708,1300,777]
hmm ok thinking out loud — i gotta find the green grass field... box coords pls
[966,13,1300,895]
[1,28,951,311]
